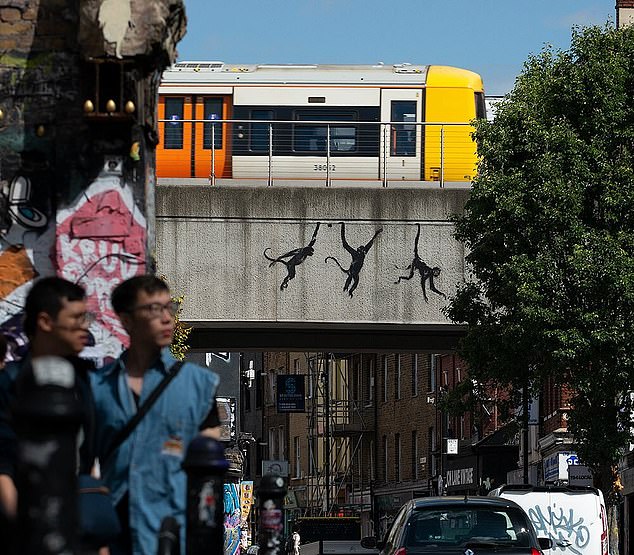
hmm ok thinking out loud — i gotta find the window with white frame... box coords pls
[412,354,418,396]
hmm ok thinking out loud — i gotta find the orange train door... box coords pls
[157,95,194,179]
[193,95,232,178]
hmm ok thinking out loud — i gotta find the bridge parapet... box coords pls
[156,183,470,350]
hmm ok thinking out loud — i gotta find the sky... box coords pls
[177,0,616,96]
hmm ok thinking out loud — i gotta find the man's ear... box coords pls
[36,311,55,333]
[118,311,133,334]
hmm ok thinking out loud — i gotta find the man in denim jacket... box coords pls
[90,275,221,555]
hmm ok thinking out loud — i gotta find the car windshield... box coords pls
[405,505,532,548]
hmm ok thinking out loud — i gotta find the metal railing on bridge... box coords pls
[157,119,475,188]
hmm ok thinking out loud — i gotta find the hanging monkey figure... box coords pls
[325,222,383,297]
[394,223,446,301]
[264,223,320,290]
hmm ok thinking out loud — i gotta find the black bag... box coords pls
[78,474,121,548]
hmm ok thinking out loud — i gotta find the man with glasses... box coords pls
[0,277,96,525]
[90,275,221,555]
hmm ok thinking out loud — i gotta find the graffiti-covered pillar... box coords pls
[0,0,186,361]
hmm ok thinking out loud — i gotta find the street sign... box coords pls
[446,438,458,455]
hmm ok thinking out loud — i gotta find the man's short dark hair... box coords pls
[23,277,86,338]
[111,275,170,315]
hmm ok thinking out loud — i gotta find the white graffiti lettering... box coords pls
[527,505,590,555]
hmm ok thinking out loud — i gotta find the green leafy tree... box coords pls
[446,25,634,551]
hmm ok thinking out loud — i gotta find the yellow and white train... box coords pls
[157,62,485,183]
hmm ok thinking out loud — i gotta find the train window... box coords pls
[475,92,487,120]
[391,101,417,156]
[164,97,184,150]
[293,111,357,153]
[203,97,223,149]
[250,110,274,152]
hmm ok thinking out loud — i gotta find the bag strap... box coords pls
[102,361,184,463]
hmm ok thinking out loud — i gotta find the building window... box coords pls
[269,428,276,460]
[383,356,388,402]
[412,430,418,480]
[395,433,401,482]
[294,436,301,478]
[370,439,375,481]
[243,381,251,412]
[164,97,184,149]
[412,354,418,396]
[202,97,223,149]
[309,437,315,474]
[428,354,437,393]
[460,415,465,440]
[367,357,375,405]
[293,358,300,374]
[395,354,401,400]
[428,426,436,476]
[278,426,285,459]
[383,435,388,482]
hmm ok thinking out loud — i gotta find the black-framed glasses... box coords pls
[56,311,96,330]
[130,301,180,318]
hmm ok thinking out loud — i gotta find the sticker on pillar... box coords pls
[198,481,218,526]
[394,223,446,301]
[264,223,321,290]
[325,222,383,298]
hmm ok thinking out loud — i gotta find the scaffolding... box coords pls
[304,353,374,517]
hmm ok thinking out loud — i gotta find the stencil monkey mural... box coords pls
[394,223,446,301]
[325,222,383,298]
[263,223,321,290]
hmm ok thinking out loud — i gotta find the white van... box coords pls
[488,485,608,555]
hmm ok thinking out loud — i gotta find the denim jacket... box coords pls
[90,348,220,555]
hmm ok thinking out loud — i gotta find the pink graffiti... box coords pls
[56,185,146,351]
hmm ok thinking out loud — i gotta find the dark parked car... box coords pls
[361,496,552,554]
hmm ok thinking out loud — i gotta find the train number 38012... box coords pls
[314,164,336,172]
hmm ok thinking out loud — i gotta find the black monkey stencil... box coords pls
[394,223,446,301]
[264,223,320,290]
[325,222,383,297]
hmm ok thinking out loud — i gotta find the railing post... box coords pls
[326,124,331,187]
[14,356,83,555]
[210,121,216,186]
[382,124,388,188]
[182,435,228,555]
[440,125,445,188]
[257,474,287,555]
[268,123,273,187]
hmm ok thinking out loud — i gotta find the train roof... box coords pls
[160,61,481,87]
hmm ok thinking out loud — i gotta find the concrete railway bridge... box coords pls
[156,180,470,352]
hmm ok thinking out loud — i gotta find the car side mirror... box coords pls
[538,537,553,550]
[361,537,378,549]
